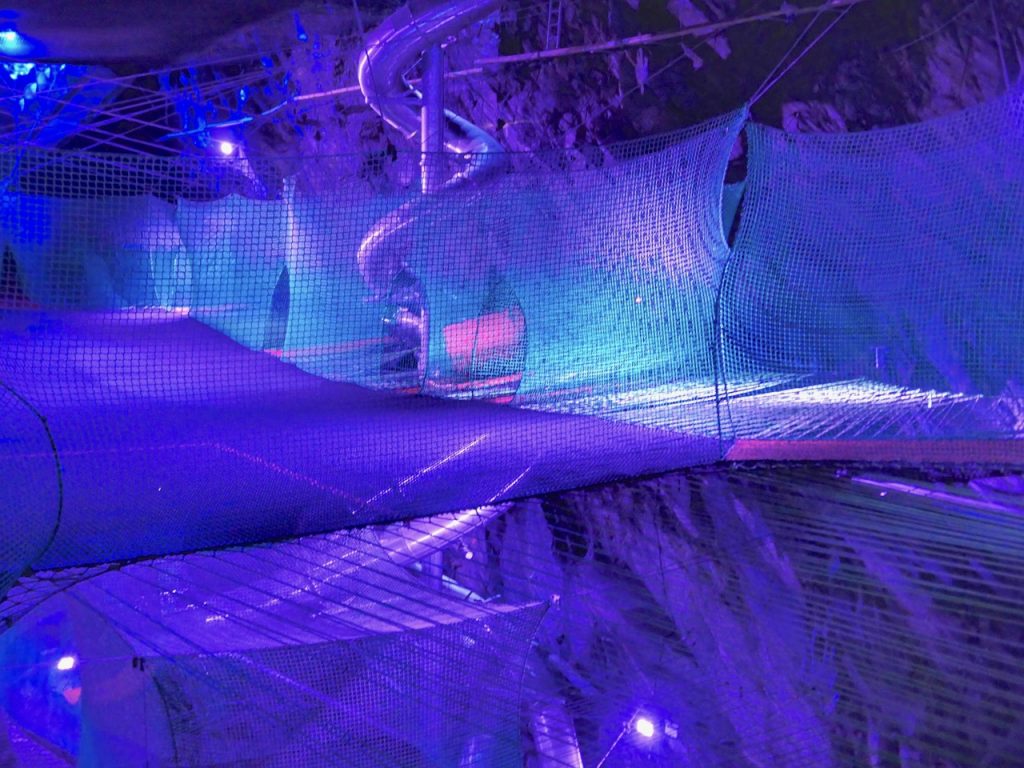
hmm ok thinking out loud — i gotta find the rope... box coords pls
[749,6,828,106]
[989,0,1011,89]
[753,3,856,107]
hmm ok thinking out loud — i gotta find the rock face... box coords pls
[448,464,1024,767]
[21,2,1021,160]
[233,0,1024,159]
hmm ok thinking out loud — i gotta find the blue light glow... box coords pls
[2,60,32,78]
[218,140,235,156]
[294,13,308,42]
[55,655,77,672]
[0,26,36,57]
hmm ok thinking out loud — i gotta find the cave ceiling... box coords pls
[0,1,1020,153]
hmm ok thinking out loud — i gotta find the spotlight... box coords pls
[217,140,236,156]
[634,716,655,739]
[55,655,77,672]
[596,710,660,767]
[0,27,29,55]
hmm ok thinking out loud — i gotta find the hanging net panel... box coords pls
[722,86,1024,448]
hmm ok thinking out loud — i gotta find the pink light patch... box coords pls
[443,310,525,373]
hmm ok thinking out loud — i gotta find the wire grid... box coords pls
[722,83,1024,442]
[2,464,1022,766]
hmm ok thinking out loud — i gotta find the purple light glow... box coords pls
[218,140,235,156]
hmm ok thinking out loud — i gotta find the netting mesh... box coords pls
[387,467,1024,768]
[0,112,743,571]
[722,86,1024,442]
[2,81,1024,765]
[2,85,1024,734]
[0,526,545,767]
[3,466,1021,767]
[0,385,59,604]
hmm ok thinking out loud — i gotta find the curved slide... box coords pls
[356,0,505,293]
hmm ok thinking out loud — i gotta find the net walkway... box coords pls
[0,525,545,767]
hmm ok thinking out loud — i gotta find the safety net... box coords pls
[722,85,1024,446]
[0,522,545,767]
[2,87,1024,589]
[2,464,1021,767]
[0,111,742,575]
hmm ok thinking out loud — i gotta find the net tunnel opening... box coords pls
[263,264,290,354]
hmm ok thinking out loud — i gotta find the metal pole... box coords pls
[421,44,446,194]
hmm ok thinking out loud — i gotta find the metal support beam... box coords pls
[420,44,446,194]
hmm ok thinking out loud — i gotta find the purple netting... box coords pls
[0,528,545,766]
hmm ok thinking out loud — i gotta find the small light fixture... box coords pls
[634,716,655,739]
[218,140,235,156]
[55,655,77,672]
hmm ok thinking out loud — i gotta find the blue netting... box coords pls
[722,86,1024,442]
[1,90,1023,575]
[0,386,59,604]
[9,467,1018,767]
[179,195,290,351]
[283,183,405,385]
[0,196,177,309]
[0,113,742,570]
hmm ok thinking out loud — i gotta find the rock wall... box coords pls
[234,0,1024,158]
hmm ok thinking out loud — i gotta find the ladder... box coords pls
[545,0,563,50]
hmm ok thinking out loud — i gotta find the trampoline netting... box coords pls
[0,523,545,767]
[722,84,1024,443]
[2,467,1021,767]
[0,113,743,574]
[0,86,1023,582]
